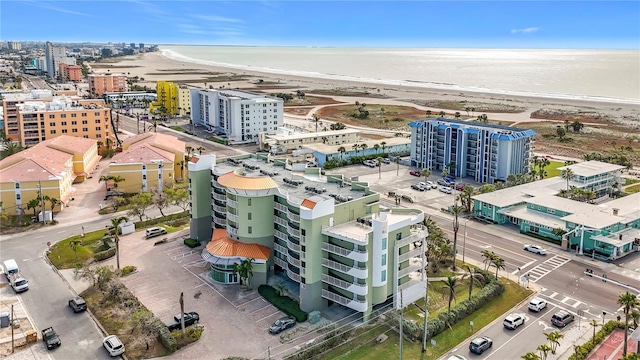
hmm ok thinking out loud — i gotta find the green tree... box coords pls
[420,168,431,183]
[98,175,111,190]
[571,120,584,133]
[44,196,59,220]
[537,344,552,360]
[312,114,320,133]
[165,188,189,211]
[110,216,129,270]
[234,258,254,287]
[373,143,380,154]
[561,168,574,191]
[337,146,346,161]
[69,239,82,259]
[377,157,384,179]
[461,264,485,299]
[545,330,564,354]
[481,250,495,271]
[441,276,458,312]
[196,146,205,155]
[27,198,40,219]
[426,110,432,118]
[618,292,640,356]
[152,189,169,217]
[491,255,506,278]
[589,319,600,345]
[458,185,475,213]
[111,175,125,189]
[556,126,566,141]
[451,205,462,271]
[522,352,541,360]
[127,192,153,221]
[395,157,401,176]
[380,141,387,154]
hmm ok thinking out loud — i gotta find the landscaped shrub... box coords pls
[120,265,137,276]
[567,321,623,360]
[154,318,177,353]
[184,238,201,248]
[94,247,116,261]
[135,211,189,228]
[258,285,308,322]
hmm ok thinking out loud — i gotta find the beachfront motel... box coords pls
[472,161,640,260]
[188,154,428,320]
[409,118,535,184]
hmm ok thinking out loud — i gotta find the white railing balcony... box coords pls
[286,268,301,283]
[212,192,227,201]
[398,247,423,263]
[288,226,301,238]
[322,225,369,244]
[398,263,422,278]
[227,213,238,222]
[287,240,301,253]
[322,243,368,262]
[322,274,368,296]
[274,203,288,212]
[274,256,288,269]
[226,199,238,208]
[321,258,368,279]
[321,289,368,312]
[288,212,300,223]
[287,253,301,267]
[398,278,426,292]
[213,216,226,226]
[212,204,226,213]
[274,229,287,240]
[396,229,428,248]
[274,243,287,255]
[228,227,238,236]
[274,217,288,227]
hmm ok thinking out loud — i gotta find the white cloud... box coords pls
[511,27,540,34]
[28,0,91,16]
[194,15,242,23]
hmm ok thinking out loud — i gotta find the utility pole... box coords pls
[179,292,185,333]
[11,304,15,353]
[38,181,46,224]
[399,291,403,360]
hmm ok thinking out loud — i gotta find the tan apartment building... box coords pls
[2,90,53,142]
[59,63,82,82]
[177,85,191,117]
[0,135,100,215]
[107,133,186,193]
[261,128,361,154]
[88,73,128,97]
[13,97,111,147]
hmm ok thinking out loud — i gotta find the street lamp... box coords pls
[462,218,469,263]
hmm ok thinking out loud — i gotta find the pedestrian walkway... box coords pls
[527,255,572,283]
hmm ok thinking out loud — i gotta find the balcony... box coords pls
[322,225,369,244]
[321,242,368,262]
[212,192,226,201]
[398,246,423,263]
[274,256,288,269]
[287,253,301,267]
[274,217,288,227]
[322,274,367,296]
[398,263,422,278]
[321,289,368,312]
[213,216,227,226]
[274,229,288,240]
[228,227,238,236]
[226,199,238,208]
[289,212,300,223]
[287,239,301,253]
[227,213,238,222]
[395,225,428,248]
[288,226,301,238]
[212,204,226,213]
[274,243,287,255]
[274,202,288,212]
[286,268,301,283]
[321,258,368,279]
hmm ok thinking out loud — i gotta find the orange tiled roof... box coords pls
[205,229,270,260]
[301,198,317,209]
[217,170,278,191]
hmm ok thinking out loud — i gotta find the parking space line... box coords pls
[256,310,282,323]
[247,303,272,316]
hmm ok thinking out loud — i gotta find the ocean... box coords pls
[160,46,640,105]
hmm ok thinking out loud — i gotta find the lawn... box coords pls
[325,281,532,360]
[544,160,565,178]
[625,183,640,194]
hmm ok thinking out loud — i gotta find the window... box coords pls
[248,226,252,234]
[396,233,402,241]
[382,237,387,250]
[81,128,87,132]
[72,129,78,133]
[61,129,68,133]
[142,165,146,170]
[248,199,251,206]
[61,121,67,126]
[95,127,101,131]
[94,112,100,116]
[95,119,100,124]
[71,121,77,125]
[49,114,55,119]
[381,254,387,266]
[14,183,20,189]
[50,130,56,134]
[16,194,21,200]
[96,134,101,138]
[49,122,55,126]
[82,120,88,124]
[83,135,89,138]
[381,270,386,282]
[248,213,252,220]
[71,113,77,118]
[81,113,87,117]
[61,114,67,118]
[142,175,146,180]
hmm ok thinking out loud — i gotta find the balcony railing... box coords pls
[212,216,226,226]
[395,226,428,248]
[398,247,423,263]
[321,243,368,262]
[212,204,226,213]
[286,268,300,283]
[288,226,300,238]
[288,212,300,223]
[287,253,301,267]
[322,274,367,296]
[227,213,238,222]
[287,239,300,253]
[274,202,287,212]
[321,258,368,279]
[322,225,369,244]
[273,243,287,255]
[321,289,367,312]
[274,229,287,240]
[212,192,226,201]
[398,263,422,278]
[274,256,288,269]
[274,217,288,227]
[228,227,238,236]
[226,199,238,208]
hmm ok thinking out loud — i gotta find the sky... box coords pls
[1,0,639,49]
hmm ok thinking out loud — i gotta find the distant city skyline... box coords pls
[1,1,639,49]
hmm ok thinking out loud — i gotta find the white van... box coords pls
[3,259,19,279]
[145,227,167,239]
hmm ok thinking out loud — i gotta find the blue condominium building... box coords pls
[409,118,536,183]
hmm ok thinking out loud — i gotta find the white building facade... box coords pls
[190,89,283,144]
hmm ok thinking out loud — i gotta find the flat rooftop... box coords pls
[558,160,625,177]
[472,177,565,208]
[265,129,361,141]
[303,136,411,154]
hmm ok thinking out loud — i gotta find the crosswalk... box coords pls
[525,254,571,283]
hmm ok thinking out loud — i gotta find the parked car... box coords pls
[42,327,61,350]
[437,178,450,187]
[524,244,547,255]
[68,297,87,313]
[551,310,575,327]
[409,170,420,177]
[165,312,200,331]
[269,315,296,334]
[503,313,525,330]
[8,272,29,293]
[439,187,452,194]
[445,176,456,183]
[455,183,466,191]
[145,226,167,239]
[412,184,426,191]
[425,181,437,189]
[418,182,431,189]
[383,158,391,164]
[468,336,493,354]
[103,335,125,357]
[446,355,468,360]
[528,297,547,312]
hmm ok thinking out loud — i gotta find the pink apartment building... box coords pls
[88,73,128,97]
[59,63,83,82]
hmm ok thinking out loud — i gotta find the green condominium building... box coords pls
[188,154,428,319]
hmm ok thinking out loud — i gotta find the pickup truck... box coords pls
[165,312,199,331]
[42,327,61,350]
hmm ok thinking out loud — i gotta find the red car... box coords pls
[409,170,420,177]
[455,183,466,191]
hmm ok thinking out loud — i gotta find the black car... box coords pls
[269,315,296,334]
[165,312,200,331]
[68,297,87,313]
[42,327,61,350]
[469,336,492,354]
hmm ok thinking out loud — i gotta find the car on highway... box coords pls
[528,297,547,312]
[503,313,525,330]
[42,327,61,350]
[551,310,575,327]
[439,186,452,194]
[524,244,547,255]
[411,184,426,191]
[269,315,296,334]
[68,297,87,313]
[409,170,420,177]
[103,335,125,357]
[469,336,493,354]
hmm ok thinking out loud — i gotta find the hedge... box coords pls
[258,285,308,322]
[567,321,624,360]
[135,211,189,228]
[154,318,177,353]
[94,247,116,261]
[184,238,201,248]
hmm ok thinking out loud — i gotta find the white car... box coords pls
[503,313,525,330]
[425,181,437,189]
[524,244,547,255]
[528,297,547,312]
[446,355,468,360]
[103,335,125,357]
[439,186,452,194]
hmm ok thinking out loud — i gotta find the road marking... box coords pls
[537,320,554,331]
[485,319,550,359]
[256,310,282,323]
[34,235,43,239]
[525,255,571,283]
[56,230,67,234]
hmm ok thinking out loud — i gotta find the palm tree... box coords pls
[561,168,574,191]
[360,143,368,155]
[454,111,461,119]
[450,205,463,271]
[377,157,384,179]
[545,330,564,354]
[426,110,432,118]
[110,216,129,270]
[352,143,359,157]
[521,352,541,360]
[481,250,495,271]
[69,239,82,259]
[337,146,346,161]
[618,292,640,356]
[26,198,40,219]
[438,111,445,117]
[420,168,431,183]
[99,175,112,190]
[44,196,59,220]
[312,114,320,133]
[491,256,506,279]
[234,258,254,287]
[380,141,387,154]
[196,146,205,155]
[185,146,194,157]
[461,264,485,299]
[589,319,600,345]
[441,276,458,312]
[111,175,125,189]
[373,143,380,154]
[537,344,552,360]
